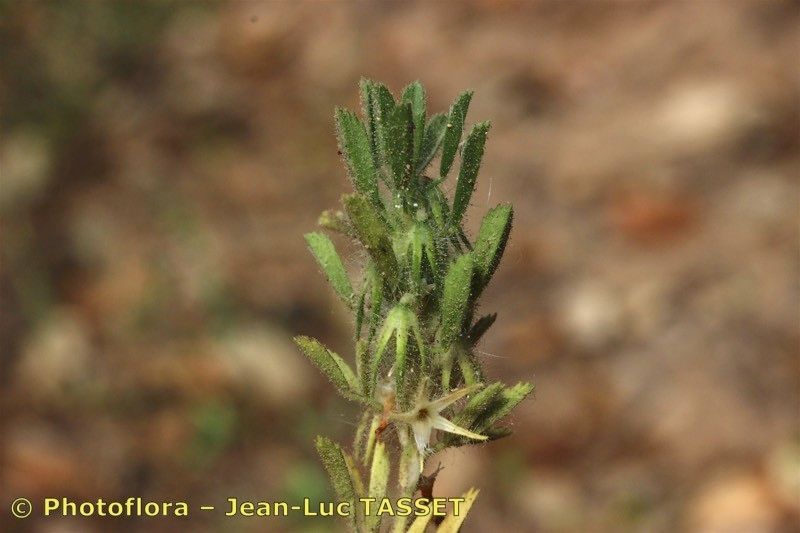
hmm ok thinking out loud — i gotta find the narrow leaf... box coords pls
[439,254,474,346]
[446,381,533,448]
[315,436,359,530]
[468,313,497,345]
[401,81,426,164]
[426,185,451,233]
[343,194,398,291]
[458,349,484,386]
[356,339,370,397]
[355,288,366,339]
[417,112,447,173]
[473,203,513,291]
[371,81,396,119]
[294,336,360,400]
[439,90,473,178]
[344,452,366,529]
[353,410,370,462]
[367,263,383,345]
[451,121,491,226]
[370,316,396,397]
[483,426,513,441]
[363,414,381,467]
[335,108,380,204]
[304,232,353,307]
[369,82,397,183]
[359,78,379,161]
[381,102,413,190]
[477,381,534,431]
[451,382,504,432]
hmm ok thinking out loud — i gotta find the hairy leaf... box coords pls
[451,121,491,226]
[356,339,370,397]
[363,414,381,468]
[315,436,359,530]
[445,382,533,448]
[440,90,473,178]
[381,102,413,191]
[468,313,497,345]
[369,82,397,184]
[439,254,474,346]
[343,194,398,291]
[451,382,504,432]
[359,78,379,161]
[294,336,360,400]
[401,81,426,165]
[417,112,448,173]
[355,289,366,339]
[305,232,353,307]
[473,203,513,292]
[335,108,380,204]
[477,381,534,431]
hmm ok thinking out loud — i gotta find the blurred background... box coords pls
[1,1,798,532]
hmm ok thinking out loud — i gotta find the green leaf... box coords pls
[359,78,379,161]
[343,194,398,291]
[304,232,354,307]
[401,81,426,165]
[478,381,534,431]
[369,82,397,183]
[356,339,370,398]
[457,349,484,386]
[363,414,381,467]
[439,254,474,346]
[436,488,480,533]
[473,203,513,292]
[468,313,497,345]
[344,452,366,528]
[353,410,370,462]
[380,102,413,191]
[451,382,504,432]
[483,426,513,441]
[451,121,491,226]
[367,263,383,346]
[315,436,359,530]
[370,81,396,119]
[355,289,366,340]
[366,441,390,531]
[445,382,533,448]
[439,90,473,178]
[417,112,447,173]
[294,336,361,400]
[335,108,380,204]
[426,185,451,232]
[406,223,438,289]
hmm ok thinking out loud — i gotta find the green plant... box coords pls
[295,79,533,532]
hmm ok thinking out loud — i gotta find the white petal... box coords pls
[411,419,433,453]
[427,383,483,414]
[431,414,488,441]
